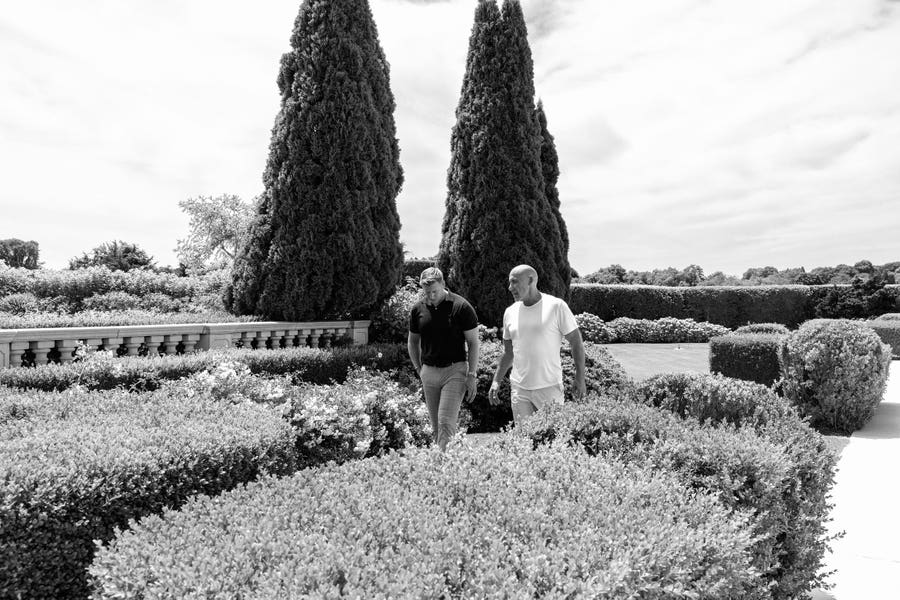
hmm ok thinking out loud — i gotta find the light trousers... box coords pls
[420,362,468,450]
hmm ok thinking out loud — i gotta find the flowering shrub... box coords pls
[369,277,420,343]
[780,319,892,434]
[89,439,758,599]
[607,316,731,343]
[0,386,297,600]
[635,372,838,598]
[0,308,259,329]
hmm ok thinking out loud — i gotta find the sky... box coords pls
[2,0,899,277]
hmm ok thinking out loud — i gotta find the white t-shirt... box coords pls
[503,293,578,390]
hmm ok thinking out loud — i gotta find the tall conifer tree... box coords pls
[439,0,570,326]
[228,0,403,320]
[536,100,571,292]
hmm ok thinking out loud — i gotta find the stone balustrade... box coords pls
[0,320,370,369]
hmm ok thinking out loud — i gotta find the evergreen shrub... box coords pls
[0,387,298,600]
[0,308,258,329]
[570,284,812,328]
[608,316,730,342]
[635,373,838,597]
[518,397,793,600]
[876,312,900,320]
[709,333,785,387]
[369,277,420,343]
[780,319,892,434]
[735,323,790,334]
[0,344,410,393]
[574,312,617,343]
[467,341,633,432]
[89,439,757,599]
[865,320,900,358]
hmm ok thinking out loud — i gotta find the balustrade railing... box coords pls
[0,320,370,368]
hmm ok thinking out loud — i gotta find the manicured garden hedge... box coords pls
[570,284,814,328]
[0,308,260,329]
[0,343,411,393]
[709,333,785,387]
[576,314,731,343]
[518,395,816,600]
[89,438,758,599]
[780,319,892,434]
[866,319,900,358]
[0,387,298,599]
[634,373,838,598]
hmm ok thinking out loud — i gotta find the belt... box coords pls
[423,360,463,368]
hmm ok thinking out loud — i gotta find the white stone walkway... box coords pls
[811,362,900,599]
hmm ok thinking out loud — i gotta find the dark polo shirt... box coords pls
[409,291,479,367]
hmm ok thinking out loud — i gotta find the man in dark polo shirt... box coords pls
[407,267,480,451]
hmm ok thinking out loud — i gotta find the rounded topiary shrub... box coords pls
[634,373,839,598]
[780,319,892,434]
[89,439,758,599]
[735,322,790,335]
[709,333,785,387]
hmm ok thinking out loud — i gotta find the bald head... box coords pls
[508,264,541,304]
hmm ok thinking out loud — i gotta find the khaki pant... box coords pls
[420,362,467,450]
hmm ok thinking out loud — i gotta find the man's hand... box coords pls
[488,380,502,405]
[573,377,586,401]
[464,373,477,401]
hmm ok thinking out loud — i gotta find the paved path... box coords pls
[811,361,900,599]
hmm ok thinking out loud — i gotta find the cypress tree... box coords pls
[535,100,571,292]
[438,0,570,326]
[228,0,403,320]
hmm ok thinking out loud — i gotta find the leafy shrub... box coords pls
[0,387,298,600]
[80,290,143,311]
[709,333,785,387]
[635,372,839,597]
[812,274,899,319]
[369,277,420,343]
[574,312,617,343]
[608,316,730,342]
[89,439,758,599]
[780,319,892,434]
[0,292,38,314]
[466,341,633,433]
[517,397,794,600]
[865,320,900,358]
[735,322,790,335]
[0,308,259,329]
[0,343,411,393]
[876,312,900,321]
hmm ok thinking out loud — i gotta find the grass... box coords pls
[602,343,710,381]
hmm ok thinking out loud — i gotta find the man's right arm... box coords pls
[407,332,422,376]
[488,339,514,405]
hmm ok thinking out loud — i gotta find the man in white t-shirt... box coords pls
[488,264,586,422]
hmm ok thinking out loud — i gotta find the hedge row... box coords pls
[0,343,412,393]
[0,265,227,302]
[569,283,900,328]
[0,387,298,599]
[519,374,837,599]
[576,313,731,343]
[1,366,431,599]
[89,438,758,599]
[0,308,259,329]
[866,319,900,358]
[709,333,785,387]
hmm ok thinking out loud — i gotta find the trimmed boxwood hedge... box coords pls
[89,438,758,599]
[518,396,795,600]
[0,343,411,393]
[0,387,298,600]
[569,284,813,328]
[709,333,785,387]
[780,319,892,434]
[634,373,838,599]
[866,319,900,358]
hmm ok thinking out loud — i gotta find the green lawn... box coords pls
[602,343,710,381]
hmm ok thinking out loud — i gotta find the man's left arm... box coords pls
[462,327,480,401]
[564,327,586,400]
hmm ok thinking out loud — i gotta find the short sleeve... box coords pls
[502,307,512,340]
[558,300,578,336]
[457,300,479,331]
[408,305,421,334]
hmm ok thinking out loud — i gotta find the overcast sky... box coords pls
[2,0,899,276]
